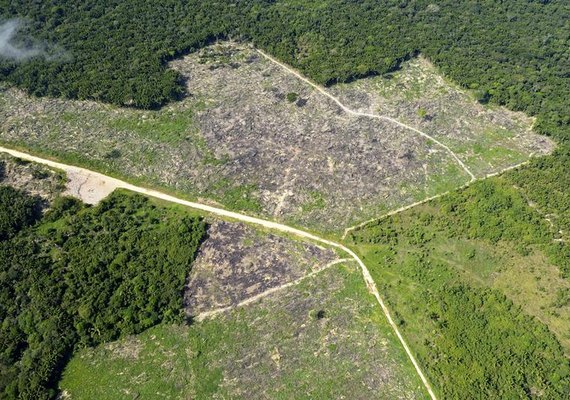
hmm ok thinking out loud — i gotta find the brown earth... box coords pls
[184,220,338,317]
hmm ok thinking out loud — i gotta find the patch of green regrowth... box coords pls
[208,179,262,213]
[416,107,428,119]
[59,325,194,399]
[301,191,326,213]
[108,109,196,143]
[350,177,570,397]
[286,92,299,102]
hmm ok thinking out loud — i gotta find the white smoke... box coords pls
[0,18,67,62]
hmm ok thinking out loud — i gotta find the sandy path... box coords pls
[0,145,437,400]
[256,49,476,182]
[194,258,353,321]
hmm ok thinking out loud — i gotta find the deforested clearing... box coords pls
[60,263,428,399]
[184,220,339,318]
[331,56,554,177]
[0,42,551,233]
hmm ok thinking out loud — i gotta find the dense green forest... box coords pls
[0,190,205,399]
[0,186,41,240]
[350,178,570,397]
[0,1,568,142]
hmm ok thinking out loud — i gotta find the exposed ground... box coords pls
[184,220,338,317]
[0,42,549,233]
[60,263,428,399]
[0,153,65,202]
[331,56,554,177]
[63,168,122,204]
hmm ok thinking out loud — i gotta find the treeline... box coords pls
[1,1,568,141]
[0,190,206,399]
[351,178,570,397]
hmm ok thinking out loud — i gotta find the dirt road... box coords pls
[0,145,437,399]
[256,48,476,182]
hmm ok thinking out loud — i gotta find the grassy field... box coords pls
[349,177,570,397]
[60,263,428,399]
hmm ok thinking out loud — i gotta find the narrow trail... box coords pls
[195,258,353,322]
[0,145,437,400]
[256,48,476,182]
[342,159,531,239]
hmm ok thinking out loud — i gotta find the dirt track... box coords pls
[0,145,438,400]
[256,49,476,181]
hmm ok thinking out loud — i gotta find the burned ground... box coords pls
[184,220,338,317]
[0,42,549,233]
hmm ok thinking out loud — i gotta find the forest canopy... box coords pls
[0,190,206,399]
[0,0,568,141]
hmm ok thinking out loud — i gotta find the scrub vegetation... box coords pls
[349,177,570,398]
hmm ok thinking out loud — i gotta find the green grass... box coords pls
[300,190,327,213]
[108,110,195,143]
[208,179,263,213]
[59,325,193,399]
[60,263,429,399]
[349,178,570,397]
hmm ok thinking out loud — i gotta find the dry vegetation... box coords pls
[0,153,65,202]
[0,42,550,232]
[184,220,338,317]
[331,57,554,177]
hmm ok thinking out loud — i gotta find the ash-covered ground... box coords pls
[184,220,338,317]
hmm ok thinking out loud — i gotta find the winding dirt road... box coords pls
[256,49,476,182]
[0,145,437,400]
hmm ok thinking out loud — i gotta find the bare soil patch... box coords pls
[63,168,121,204]
[184,220,338,316]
